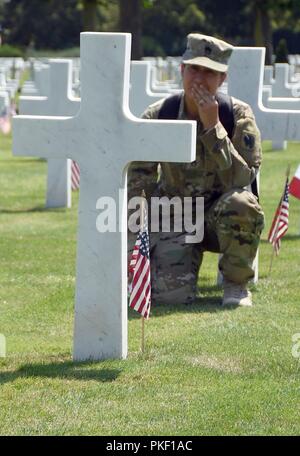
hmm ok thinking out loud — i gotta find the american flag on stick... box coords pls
[0,102,17,135]
[0,107,11,135]
[128,193,151,320]
[268,174,290,256]
[71,160,80,190]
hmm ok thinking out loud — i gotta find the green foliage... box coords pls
[0,44,24,57]
[27,48,81,58]
[275,38,289,63]
[1,0,82,50]
[142,36,165,57]
[143,0,208,56]
[1,0,300,55]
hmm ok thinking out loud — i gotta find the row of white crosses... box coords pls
[262,63,300,149]
[228,47,300,148]
[13,32,196,361]
[22,52,300,154]
[0,89,9,114]
[263,64,300,104]
[143,56,182,92]
[268,63,300,97]
[0,58,25,109]
[129,60,170,117]
[264,65,300,96]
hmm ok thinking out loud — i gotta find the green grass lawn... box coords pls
[0,134,299,436]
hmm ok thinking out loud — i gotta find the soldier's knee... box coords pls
[219,189,264,233]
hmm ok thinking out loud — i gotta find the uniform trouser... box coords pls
[128,188,265,306]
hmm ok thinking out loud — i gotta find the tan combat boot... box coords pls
[222,280,252,307]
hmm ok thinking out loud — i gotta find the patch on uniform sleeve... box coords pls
[243,133,255,149]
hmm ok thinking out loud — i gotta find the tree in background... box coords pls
[118,0,143,60]
[79,0,146,60]
[275,38,289,63]
[1,0,300,58]
[80,0,99,31]
[143,0,207,56]
[78,0,118,32]
[250,0,273,64]
[1,0,82,49]
[239,0,300,64]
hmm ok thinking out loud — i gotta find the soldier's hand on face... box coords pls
[191,83,219,130]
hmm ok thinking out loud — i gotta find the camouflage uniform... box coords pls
[128,93,265,305]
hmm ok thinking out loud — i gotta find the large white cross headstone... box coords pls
[19,60,80,208]
[13,33,196,361]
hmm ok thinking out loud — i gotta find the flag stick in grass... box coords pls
[128,190,151,353]
[268,164,291,275]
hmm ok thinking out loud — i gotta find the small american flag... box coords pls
[71,160,80,190]
[129,204,151,319]
[268,178,289,255]
[0,102,17,135]
[0,107,11,135]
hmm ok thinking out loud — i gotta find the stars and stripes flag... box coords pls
[0,107,11,135]
[0,102,17,135]
[268,178,289,255]
[71,160,80,190]
[129,202,151,319]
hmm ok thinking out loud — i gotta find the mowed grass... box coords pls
[0,133,300,436]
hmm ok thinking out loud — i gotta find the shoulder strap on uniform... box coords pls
[216,92,258,199]
[215,92,234,140]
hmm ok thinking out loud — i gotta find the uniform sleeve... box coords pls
[199,101,262,190]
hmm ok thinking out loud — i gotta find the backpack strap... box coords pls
[158,92,234,138]
[158,93,182,120]
[215,92,234,140]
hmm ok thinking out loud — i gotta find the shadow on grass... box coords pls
[0,360,121,385]
[128,284,237,320]
[0,206,67,214]
[2,158,45,164]
[261,234,300,243]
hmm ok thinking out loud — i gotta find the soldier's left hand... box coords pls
[191,83,219,130]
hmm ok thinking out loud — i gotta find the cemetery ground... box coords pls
[0,133,299,436]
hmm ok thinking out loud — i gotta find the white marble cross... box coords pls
[263,66,274,86]
[19,60,80,208]
[0,90,9,112]
[228,47,300,145]
[129,61,169,117]
[272,63,298,98]
[13,33,196,361]
[33,64,50,97]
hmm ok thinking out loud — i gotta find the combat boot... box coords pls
[222,279,252,307]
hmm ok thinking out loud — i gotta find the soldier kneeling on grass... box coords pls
[128,33,265,307]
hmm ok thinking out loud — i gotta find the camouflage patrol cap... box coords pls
[182,33,233,72]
